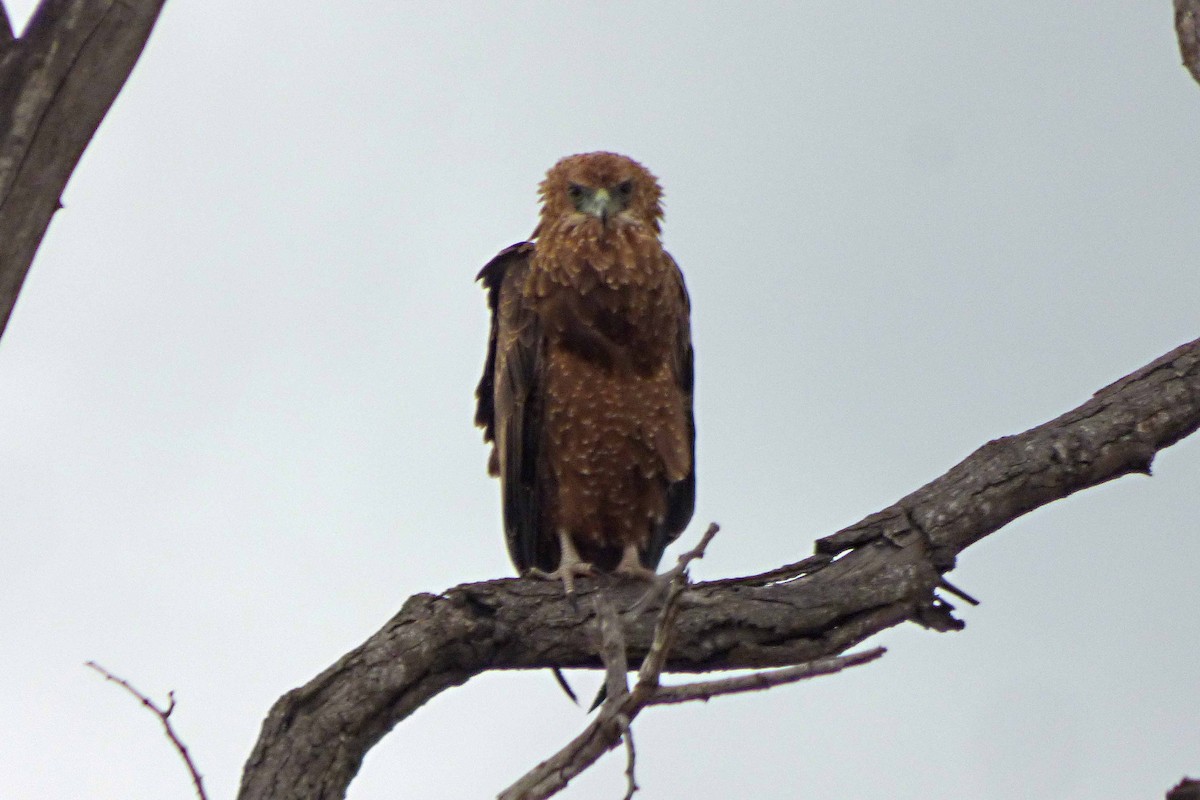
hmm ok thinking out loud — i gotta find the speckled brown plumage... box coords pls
[475,152,695,584]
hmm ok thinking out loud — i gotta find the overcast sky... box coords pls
[2,2,1198,798]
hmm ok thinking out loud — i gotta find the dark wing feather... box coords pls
[475,242,544,573]
[474,264,500,445]
[642,252,696,569]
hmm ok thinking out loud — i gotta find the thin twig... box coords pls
[593,595,630,709]
[663,522,720,582]
[495,699,628,800]
[630,524,720,694]
[629,522,719,615]
[648,647,887,706]
[85,662,209,800]
[634,576,685,692]
[619,714,638,800]
[937,577,980,607]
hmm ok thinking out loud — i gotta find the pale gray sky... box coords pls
[2,2,1198,798]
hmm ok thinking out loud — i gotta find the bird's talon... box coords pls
[530,561,596,598]
[613,544,659,582]
[613,563,659,582]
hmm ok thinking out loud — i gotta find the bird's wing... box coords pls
[644,251,696,568]
[475,242,544,573]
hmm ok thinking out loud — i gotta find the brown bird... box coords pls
[475,152,695,594]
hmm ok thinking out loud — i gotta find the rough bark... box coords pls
[237,336,1200,800]
[0,0,165,339]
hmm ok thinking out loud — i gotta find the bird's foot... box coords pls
[613,562,659,581]
[529,561,596,597]
[613,544,658,581]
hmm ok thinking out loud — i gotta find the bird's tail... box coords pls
[551,667,578,704]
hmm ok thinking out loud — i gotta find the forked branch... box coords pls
[237,336,1200,800]
[501,525,885,799]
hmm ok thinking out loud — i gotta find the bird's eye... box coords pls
[567,183,585,198]
[616,180,634,195]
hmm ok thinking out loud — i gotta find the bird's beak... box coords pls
[581,188,617,225]
[593,188,612,223]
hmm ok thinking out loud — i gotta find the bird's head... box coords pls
[536,152,664,235]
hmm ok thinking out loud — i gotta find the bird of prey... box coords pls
[475,152,695,594]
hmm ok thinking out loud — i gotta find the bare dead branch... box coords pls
[658,521,720,586]
[594,596,630,708]
[937,577,980,607]
[85,662,209,800]
[631,522,717,691]
[1,3,13,43]
[0,0,166,340]
[1177,0,1200,86]
[619,717,638,800]
[238,338,1200,800]
[648,647,887,706]
[503,527,709,799]
[505,529,886,799]
[633,577,684,692]
[628,521,719,616]
[496,692,629,800]
[504,646,884,797]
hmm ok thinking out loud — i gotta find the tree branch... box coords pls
[500,644,883,800]
[499,526,720,800]
[1,3,13,44]
[1177,0,1200,86]
[1168,777,1200,800]
[646,647,886,707]
[500,526,886,800]
[86,661,210,800]
[237,336,1200,799]
[0,0,166,340]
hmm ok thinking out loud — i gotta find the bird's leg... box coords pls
[613,542,658,581]
[530,529,595,596]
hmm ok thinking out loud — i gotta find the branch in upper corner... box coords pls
[85,662,209,800]
[1,2,13,44]
[1168,777,1200,800]
[1177,0,1200,86]
[0,0,167,341]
